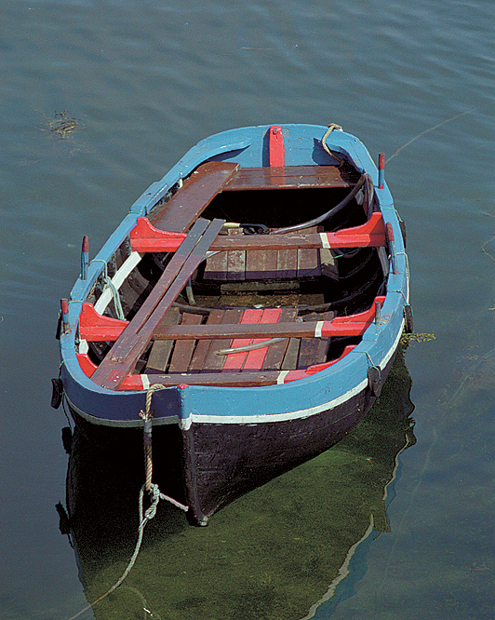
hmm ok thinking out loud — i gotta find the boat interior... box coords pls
[77,159,391,389]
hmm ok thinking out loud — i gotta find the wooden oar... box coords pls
[91,218,224,390]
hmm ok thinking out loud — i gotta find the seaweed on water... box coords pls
[49,110,80,139]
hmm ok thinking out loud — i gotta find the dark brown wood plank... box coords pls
[226,228,245,282]
[151,162,240,233]
[91,218,224,390]
[188,309,225,372]
[297,338,320,368]
[277,249,298,279]
[245,248,278,280]
[281,337,301,370]
[153,318,369,340]
[146,370,283,388]
[224,166,352,191]
[261,307,298,370]
[319,247,339,280]
[203,250,228,281]
[167,313,203,373]
[146,307,181,373]
[298,310,335,368]
[297,225,320,277]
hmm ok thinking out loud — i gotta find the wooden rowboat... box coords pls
[53,124,411,526]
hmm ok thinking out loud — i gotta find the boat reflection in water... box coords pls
[60,350,415,620]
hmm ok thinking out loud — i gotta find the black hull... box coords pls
[67,345,398,526]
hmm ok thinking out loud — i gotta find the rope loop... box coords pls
[90,259,125,319]
[321,123,344,162]
[140,384,166,422]
[141,483,161,527]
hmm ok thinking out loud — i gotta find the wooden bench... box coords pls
[91,217,225,390]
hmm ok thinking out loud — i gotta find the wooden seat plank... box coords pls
[146,370,282,388]
[151,162,239,233]
[131,212,386,253]
[223,166,353,191]
[152,319,370,340]
[91,218,224,390]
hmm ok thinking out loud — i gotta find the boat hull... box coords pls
[65,339,399,525]
[56,123,411,525]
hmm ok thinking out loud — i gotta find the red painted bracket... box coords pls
[319,296,385,337]
[283,345,357,383]
[79,303,128,341]
[131,217,187,253]
[77,353,143,390]
[323,212,386,248]
[269,125,285,167]
[305,345,358,374]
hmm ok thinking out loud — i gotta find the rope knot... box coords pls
[141,483,161,526]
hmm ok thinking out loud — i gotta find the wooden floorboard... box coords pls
[146,307,181,373]
[167,312,203,374]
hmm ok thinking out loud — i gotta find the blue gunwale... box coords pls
[60,123,409,428]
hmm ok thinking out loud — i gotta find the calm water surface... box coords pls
[1,1,494,618]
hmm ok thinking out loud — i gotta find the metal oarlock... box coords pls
[81,236,89,280]
[60,298,70,334]
[378,152,385,189]
[374,299,382,325]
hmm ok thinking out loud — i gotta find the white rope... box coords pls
[91,258,125,320]
[139,385,189,511]
[65,385,189,620]
[66,485,159,620]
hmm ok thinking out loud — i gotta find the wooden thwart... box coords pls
[130,212,386,253]
[153,318,370,340]
[223,165,354,191]
[91,218,225,390]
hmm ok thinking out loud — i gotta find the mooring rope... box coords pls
[65,385,187,620]
[139,383,163,491]
[66,485,160,620]
[138,385,189,511]
[91,258,126,320]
